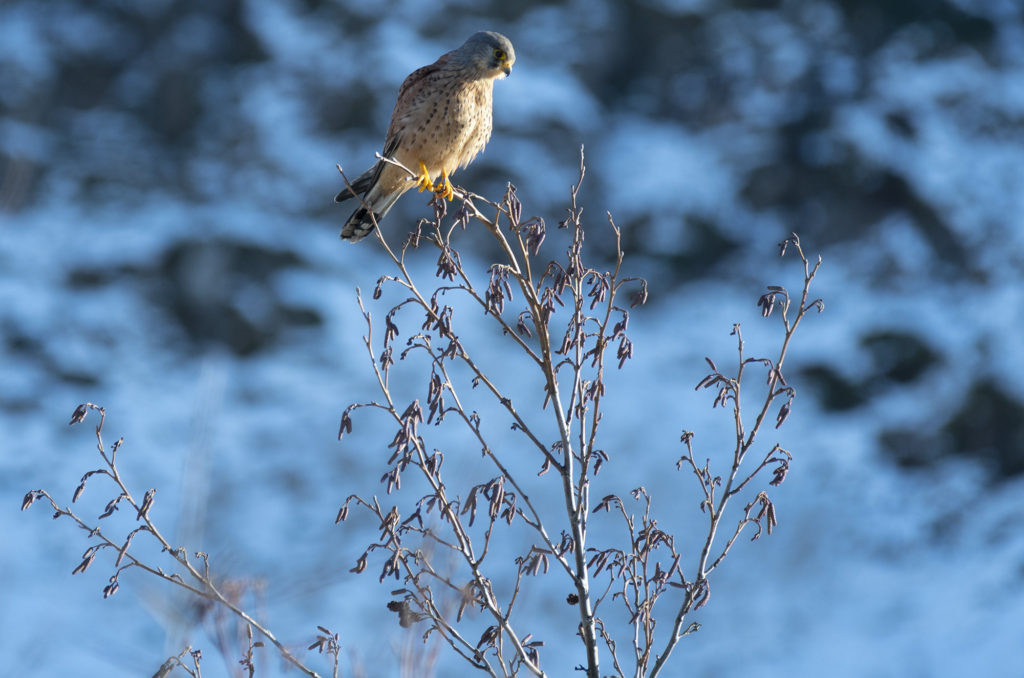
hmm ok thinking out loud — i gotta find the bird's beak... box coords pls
[501,64,512,76]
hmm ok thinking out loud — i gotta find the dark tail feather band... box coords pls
[340,206,379,242]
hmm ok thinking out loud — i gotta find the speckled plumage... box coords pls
[336,31,516,242]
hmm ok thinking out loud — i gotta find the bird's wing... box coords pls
[383,58,449,151]
[394,58,447,109]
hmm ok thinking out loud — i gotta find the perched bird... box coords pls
[335,31,516,242]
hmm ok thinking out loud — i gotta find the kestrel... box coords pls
[335,31,516,242]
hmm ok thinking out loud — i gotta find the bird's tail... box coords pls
[335,164,377,204]
[340,206,383,242]
[340,190,403,242]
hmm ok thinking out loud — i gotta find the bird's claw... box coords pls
[414,161,435,193]
[434,170,454,201]
[412,162,453,201]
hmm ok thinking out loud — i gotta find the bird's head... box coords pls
[461,31,516,79]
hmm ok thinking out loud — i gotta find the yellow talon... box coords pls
[434,169,454,201]
[414,161,435,193]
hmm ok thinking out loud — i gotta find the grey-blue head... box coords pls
[457,31,516,77]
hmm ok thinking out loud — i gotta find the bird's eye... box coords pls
[493,48,506,61]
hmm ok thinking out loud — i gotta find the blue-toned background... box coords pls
[4,0,1024,676]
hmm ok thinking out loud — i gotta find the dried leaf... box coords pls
[69,404,89,425]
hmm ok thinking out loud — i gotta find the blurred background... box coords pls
[3,0,1024,676]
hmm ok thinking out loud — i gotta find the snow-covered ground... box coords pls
[4,1,1024,676]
